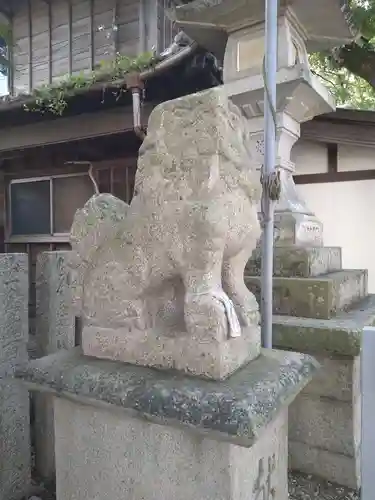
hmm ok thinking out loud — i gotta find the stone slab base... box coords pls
[54,398,288,500]
[272,294,375,356]
[246,246,342,278]
[15,347,318,448]
[245,269,368,319]
[82,324,261,380]
[14,347,318,500]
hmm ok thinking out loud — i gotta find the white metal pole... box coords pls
[261,0,278,348]
[361,326,375,500]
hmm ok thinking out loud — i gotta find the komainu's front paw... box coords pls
[234,292,260,327]
[184,293,228,342]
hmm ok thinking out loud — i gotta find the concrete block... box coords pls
[302,355,360,402]
[246,246,342,278]
[245,269,368,319]
[0,254,30,500]
[273,312,363,490]
[289,441,359,490]
[289,394,356,457]
[34,251,75,482]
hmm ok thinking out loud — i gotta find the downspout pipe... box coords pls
[125,72,146,141]
[127,41,199,140]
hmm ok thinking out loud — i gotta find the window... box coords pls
[9,174,94,237]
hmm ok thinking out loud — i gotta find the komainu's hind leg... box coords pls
[222,248,260,327]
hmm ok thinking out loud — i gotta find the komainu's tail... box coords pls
[68,193,129,311]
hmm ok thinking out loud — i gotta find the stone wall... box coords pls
[289,354,361,487]
[246,245,366,489]
[0,254,30,500]
[33,251,75,482]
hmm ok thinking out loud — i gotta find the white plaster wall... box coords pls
[338,144,375,172]
[292,139,328,175]
[296,180,375,293]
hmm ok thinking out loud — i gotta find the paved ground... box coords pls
[289,473,359,500]
[25,472,359,500]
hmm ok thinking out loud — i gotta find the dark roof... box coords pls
[0,0,25,17]
[0,41,222,129]
[314,108,375,125]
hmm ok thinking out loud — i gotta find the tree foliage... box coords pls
[0,23,11,76]
[310,0,375,109]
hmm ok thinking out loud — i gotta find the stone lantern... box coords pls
[169,0,354,246]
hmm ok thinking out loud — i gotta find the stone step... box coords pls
[272,293,375,356]
[246,246,342,278]
[245,269,368,319]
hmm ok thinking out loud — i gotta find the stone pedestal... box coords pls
[0,254,30,500]
[15,348,318,500]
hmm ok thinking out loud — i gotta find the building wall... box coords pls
[2,153,138,336]
[11,0,175,94]
[293,139,375,293]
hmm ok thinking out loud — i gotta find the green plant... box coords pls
[24,51,157,115]
[0,23,12,77]
[310,0,375,109]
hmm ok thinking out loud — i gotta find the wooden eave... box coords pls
[0,45,222,129]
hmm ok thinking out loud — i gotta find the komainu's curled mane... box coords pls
[69,87,261,345]
[135,89,260,204]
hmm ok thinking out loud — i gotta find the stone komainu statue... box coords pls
[69,88,262,378]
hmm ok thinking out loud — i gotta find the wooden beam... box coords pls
[7,13,14,96]
[0,104,153,153]
[327,143,338,174]
[68,0,72,75]
[294,169,375,185]
[113,0,119,54]
[139,0,147,53]
[89,0,94,69]
[48,0,52,84]
[27,0,33,91]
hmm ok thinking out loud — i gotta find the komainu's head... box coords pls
[135,87,261,203]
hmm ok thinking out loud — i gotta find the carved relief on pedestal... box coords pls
[253,453,277,500]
